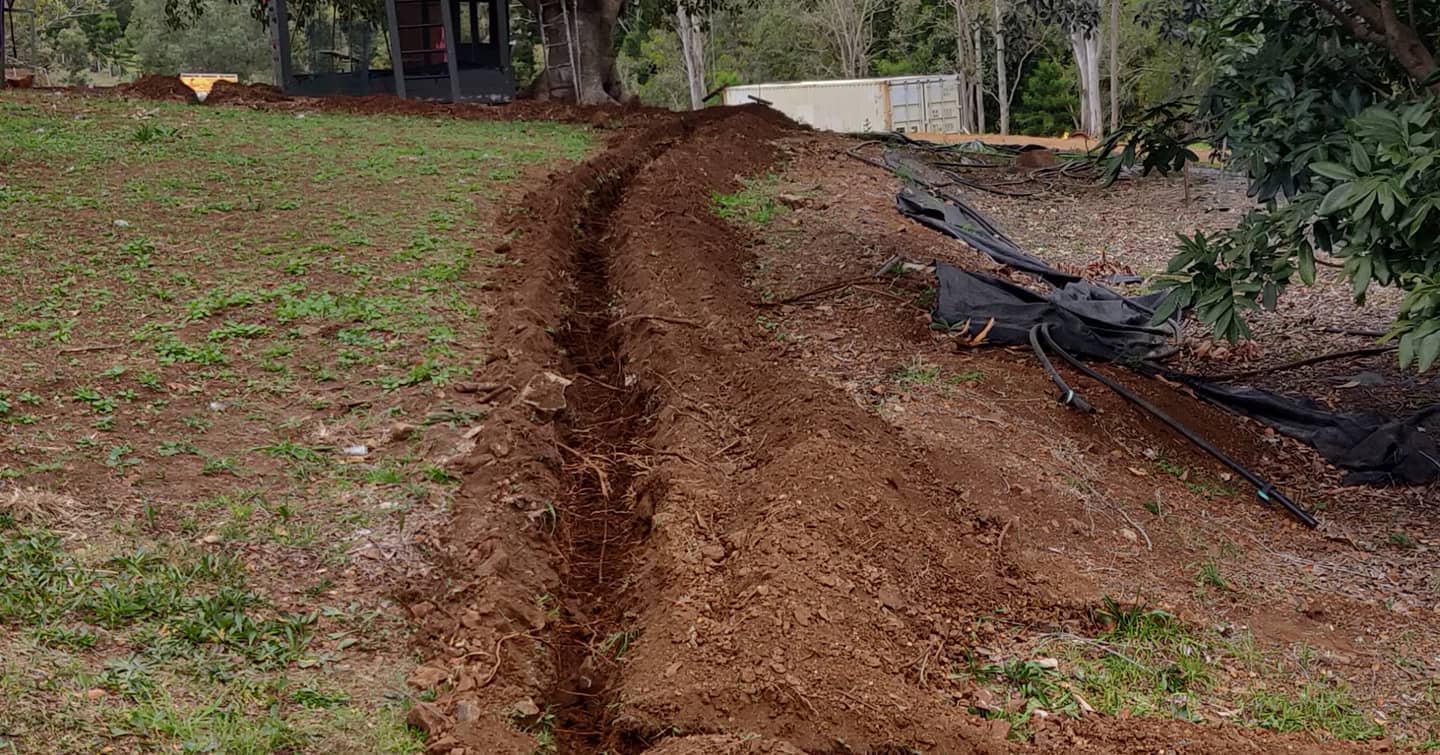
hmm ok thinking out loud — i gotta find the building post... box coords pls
[438,0,462,101]
[493,0,510,76]
[385,0,407,98]
[2,0,9,91]
[267,0,294,92]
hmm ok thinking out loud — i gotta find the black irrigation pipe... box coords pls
[1029,325,1095,413]
[1029,324,1320,529]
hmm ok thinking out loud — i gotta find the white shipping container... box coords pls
[723,75,963,134]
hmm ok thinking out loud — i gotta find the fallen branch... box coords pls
[1210,346,1395,382]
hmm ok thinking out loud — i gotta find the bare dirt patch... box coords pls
[380,108,1427,753]
[35,81,1437,751]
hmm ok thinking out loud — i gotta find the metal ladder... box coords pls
[386,0,461,101]
[536,0,580,101]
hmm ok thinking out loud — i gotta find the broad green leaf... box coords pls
[1317,183,1356,215]
[1380,185,1397,220]
[1398,332,1416,367]
[1418,331,1440,372]
[1298,246,1317,285]
[1307,161,1357,181]
[1353,256,1373,298]
[1349,142,1372,173]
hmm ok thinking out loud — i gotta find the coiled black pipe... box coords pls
[1029,324,1319,529]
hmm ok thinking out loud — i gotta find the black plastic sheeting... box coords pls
[1174,378,1440,485]
[900,184,1440,486]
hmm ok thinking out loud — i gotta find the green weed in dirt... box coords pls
[713,174,784,225]
[963,597,1388,743]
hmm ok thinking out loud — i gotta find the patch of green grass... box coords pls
[1389,531,1416,548]
[1245,684,1385,740]
[207,321,271,342]
[893,357,943,386]
[1195,559,1231,591]
[712,175,784,226]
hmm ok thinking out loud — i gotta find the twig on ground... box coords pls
[477,631,531,688]
[995,517,1017,561]
[608,314,704,329]
[1210,346,1395,381]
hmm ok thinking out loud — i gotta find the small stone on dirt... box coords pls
[453,698,481,723]
[407,665,449,690]
[877,584,905,611]
[701,543,727,561]
[406,701,448,734]
[389,422,418,441]
[511,698,541,718]
[519,372,572,415]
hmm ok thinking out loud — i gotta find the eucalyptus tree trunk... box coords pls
[675,5,706,110]
[954,0,975,131]
[973,25,985,131]
[1069,27,1102,135]
[1108,0,1119,132]
[993,0,1009,134]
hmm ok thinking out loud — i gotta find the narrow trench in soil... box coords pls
[546,166,659,754]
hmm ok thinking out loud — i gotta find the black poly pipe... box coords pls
[1030,324,1320,529]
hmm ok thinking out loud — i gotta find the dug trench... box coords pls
[402,107,1384,754]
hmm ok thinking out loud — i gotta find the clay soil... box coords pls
[367,107,1433,750]
[17,81,1439,753]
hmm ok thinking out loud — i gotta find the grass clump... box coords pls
[713,174,784,225]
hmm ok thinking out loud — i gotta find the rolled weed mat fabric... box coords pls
[932,263,1178,361]
[1172,377,1440,485]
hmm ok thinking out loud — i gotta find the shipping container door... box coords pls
[889,79,925,133]
[922,78,961,133]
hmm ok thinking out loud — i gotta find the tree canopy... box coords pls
[1108,0,1440,371]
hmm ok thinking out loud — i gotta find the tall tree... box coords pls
[1107,0,1440,369]
[1107,0,1117,129]
[993,0,1009,133]
[1033,0,1103,134]
[815,0,883,77]
[673,3,705,108]
[953,0,980,130]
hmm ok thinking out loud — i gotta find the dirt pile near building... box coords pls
[203,80,286,104]
[118,74,197,102]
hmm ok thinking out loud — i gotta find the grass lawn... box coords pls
[0,91,592,753]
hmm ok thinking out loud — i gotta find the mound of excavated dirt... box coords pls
[113,77,680,128]
[203,80,286,104]
[118,74,197,102]
[394,102,1392,754]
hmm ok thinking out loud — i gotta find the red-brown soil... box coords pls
[202,79,287,104]
[381,109,1417,752]
[117,73,200,102]
[99,80,1435,751]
